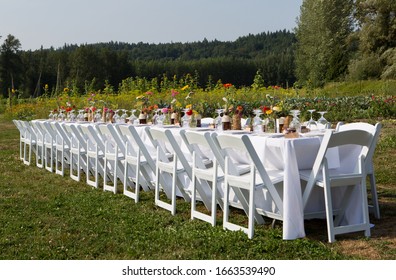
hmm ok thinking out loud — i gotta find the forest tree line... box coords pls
[0,0,395,98]
[0,30,295,98]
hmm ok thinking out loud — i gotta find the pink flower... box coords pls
[171,89,179,97]
[162,108,168,114]
[145,91,153,95]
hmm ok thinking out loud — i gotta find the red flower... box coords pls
[261,105,270,113]
[223,83,232,88]
[186,109,193,116]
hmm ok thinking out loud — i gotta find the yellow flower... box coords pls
[272,106,281,112]
[266,109,273,115]
[181,85,189,91]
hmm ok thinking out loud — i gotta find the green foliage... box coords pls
[0,34,22,98]
[0,31,297,98]
[350,0,396,80]
[295,0,354,87]
[4,79,396,122]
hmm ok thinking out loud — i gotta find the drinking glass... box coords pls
[69,109,76,122]
[252,109,263,134]
[289,109,301,133]
[58,109,65,121]
[94,108,102,122]
[77,110,85,122]
[157,108,166,127]
[113,109,121,123]
[317,111,328,130]
[306,109,317,130]
[152,109,160,126]
[181,108,191,128]
[214,108,224,131]
[128,109,138,124]
[120,109,128,123]
[49,110,54,120]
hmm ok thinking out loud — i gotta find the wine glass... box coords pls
[152,108,160,126]
[181,108,191,128]
[252,109,263,134]
[113,109,121,123]
[48,110,54,120]
[69,109,76,122]
[58,109,65,121]
[77,109,85,122]
[289,109,301,133]
[156,108,166,127]
[306,109,317,131]
[128,109,138,124]
[317,111,328,130]
[94,108,102,122]
[214,108,224,131]
[120,109,128,123]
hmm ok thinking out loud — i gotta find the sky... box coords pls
[0,0,303,51]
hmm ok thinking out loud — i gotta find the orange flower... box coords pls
[223,83,232,88]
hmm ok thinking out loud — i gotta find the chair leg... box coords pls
[323,168,336,243]
[368,173,380,219]
[135,155,140,202]
[171,158,177,216]
[247,190,254,239]
[361,176,371,238]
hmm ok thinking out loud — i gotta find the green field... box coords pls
[0,115,395,260]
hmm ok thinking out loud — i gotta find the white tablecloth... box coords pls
[32,120,362,240]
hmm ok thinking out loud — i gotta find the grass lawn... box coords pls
[0,116,395,260]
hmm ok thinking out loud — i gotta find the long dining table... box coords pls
[30,120,364,240]
[129,124,343,240]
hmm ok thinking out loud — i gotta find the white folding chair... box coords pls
[30,121,45,168]
[117,124,154,202]
[34,121,56,172]
[18,120,37,166]
[145,127,191,215]
[214,133,284,239]
[79,124,106,188]
[300,129,374,243]
[180,130,224,226]
[62,123,88,182]
[13,120,27,161]
[50,122,71,176]
[97,123,127,194]
[336,122,382,219]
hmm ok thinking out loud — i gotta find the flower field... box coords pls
[2,78,396,124]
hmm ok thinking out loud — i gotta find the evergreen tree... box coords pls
[0,34,22,98]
